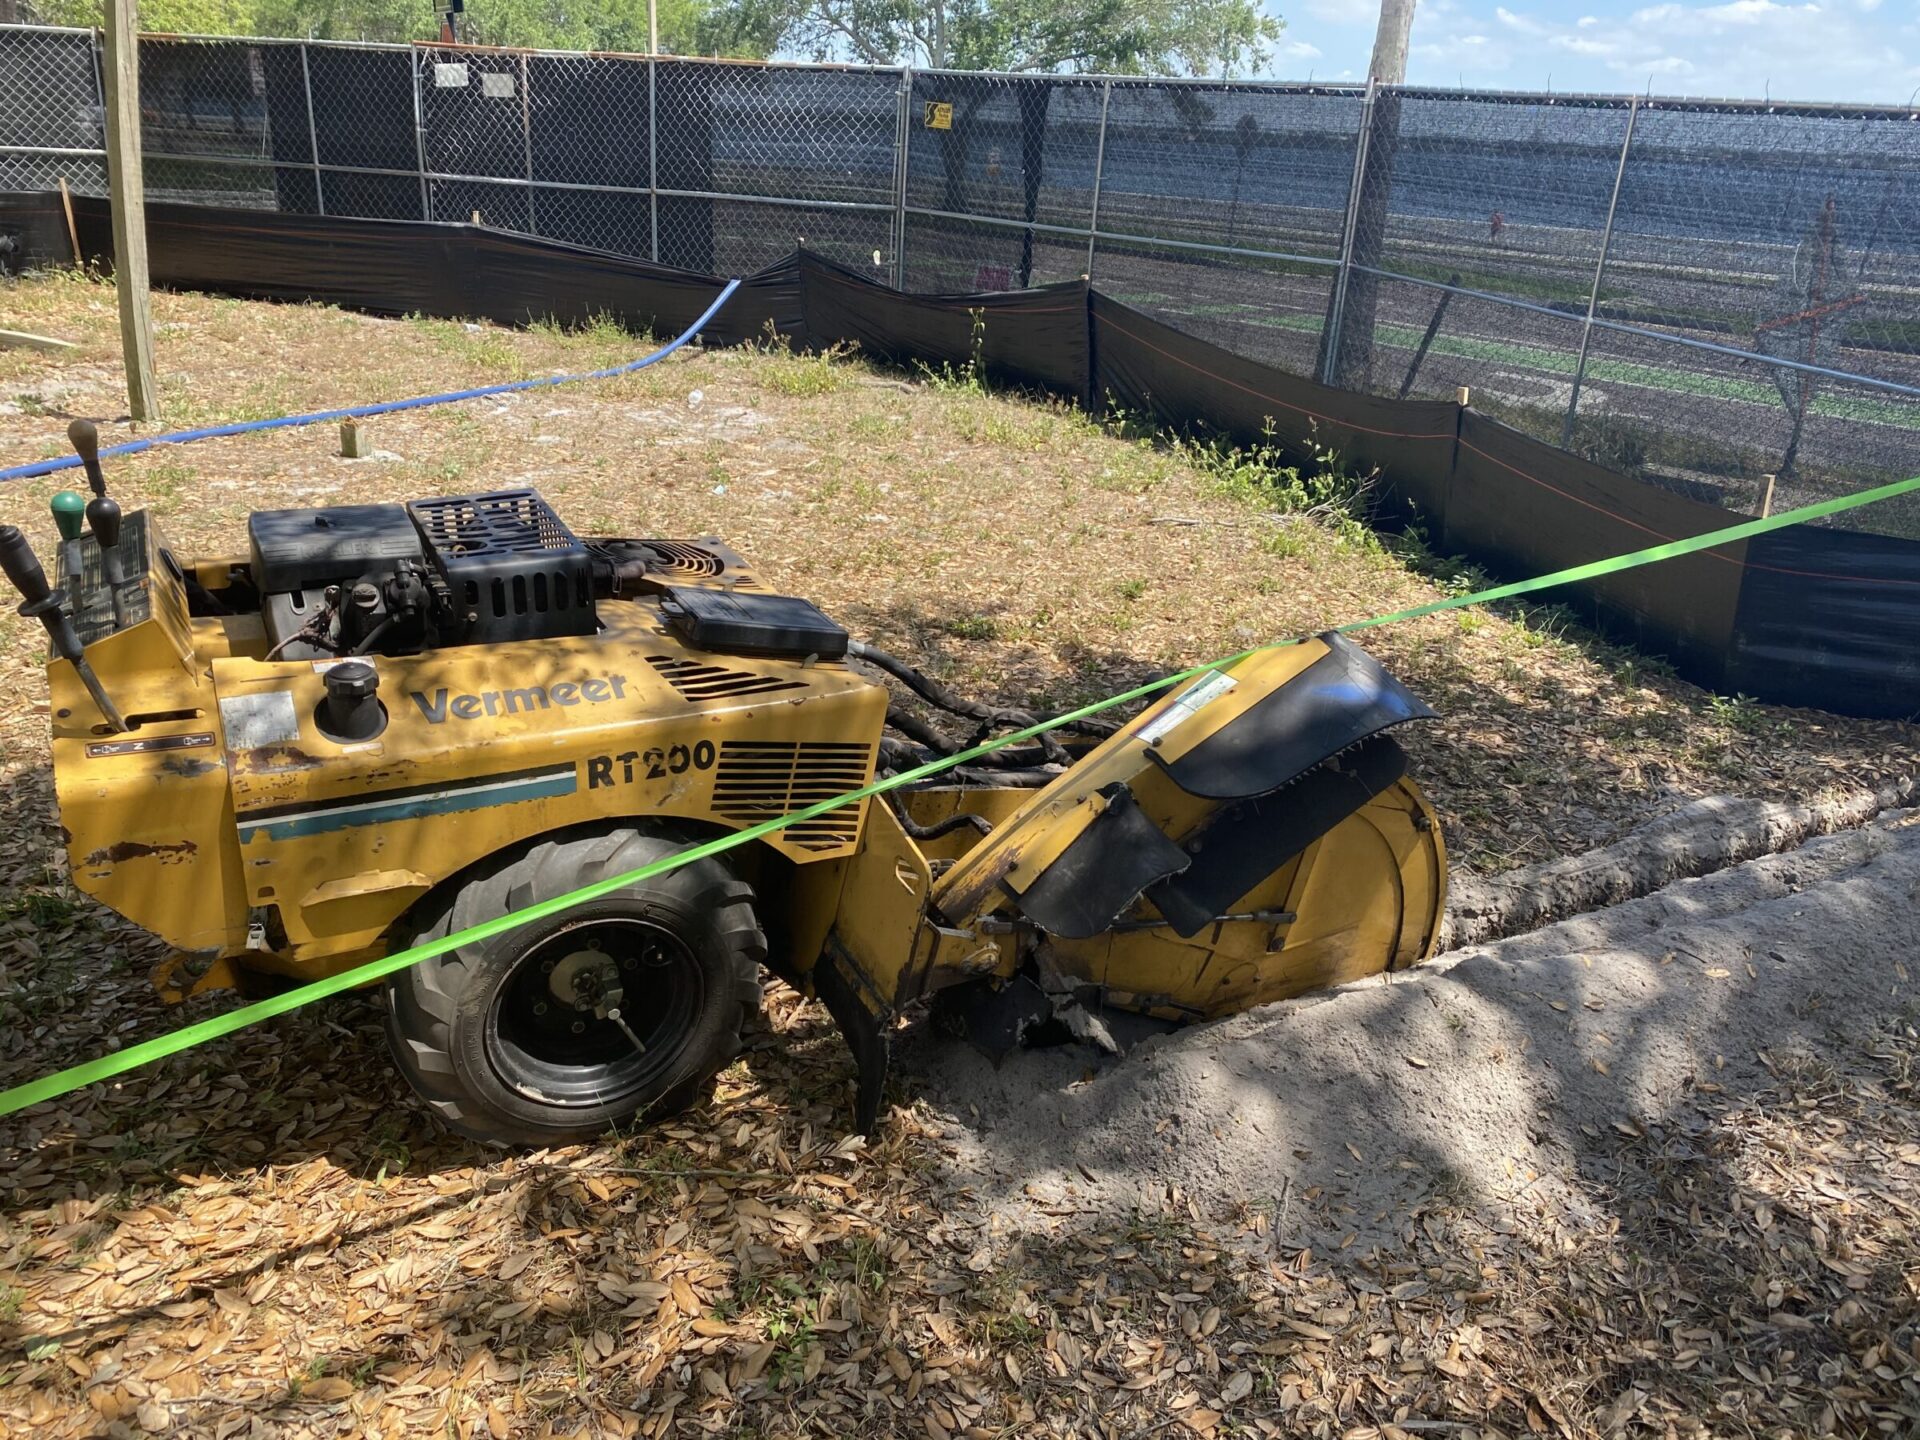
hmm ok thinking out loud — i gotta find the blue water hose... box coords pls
[0,280,742,485]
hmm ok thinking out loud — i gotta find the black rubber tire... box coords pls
[384,828,765,1148]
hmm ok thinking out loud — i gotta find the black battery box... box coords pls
[660,586,849,660]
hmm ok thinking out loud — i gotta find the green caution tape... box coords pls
[4,469,1919,1120]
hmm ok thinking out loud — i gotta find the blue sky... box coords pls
[1263,0,1920,104]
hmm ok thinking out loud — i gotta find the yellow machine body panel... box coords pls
[51,512,887,981]
[50,516,250,962]
[1045,779,1446,1019]
[209,610,883,967]
[913,634,1447,1021]
[28,486,1446,1141]
[931,639,1335,925]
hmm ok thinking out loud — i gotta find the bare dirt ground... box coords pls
[0,270,1916,1437]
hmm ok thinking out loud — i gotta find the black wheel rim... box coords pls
[485,913,705,1109]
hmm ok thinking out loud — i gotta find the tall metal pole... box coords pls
[299,43,324,216]
[648,57,659,261]
[649,0,658,56]
[411,48,430,221]
[1084,80,1111,282]
[520,51,536,234]
[1322,79,1375,386]
[891,66,912,289]
[101,0,157,421]
[1562,94,1639,448]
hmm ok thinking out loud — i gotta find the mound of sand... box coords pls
[904,803,1920,1244]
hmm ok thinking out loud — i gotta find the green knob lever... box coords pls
[51,490,86,542]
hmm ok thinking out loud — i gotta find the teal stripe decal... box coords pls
[237,765,577,843]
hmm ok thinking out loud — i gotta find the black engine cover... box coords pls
[248,504,424,594]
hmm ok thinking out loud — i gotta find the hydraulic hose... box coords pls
[886,705,964,756]
[884,792,995,840]
[851,639,1077,764]
[0,281,742,484]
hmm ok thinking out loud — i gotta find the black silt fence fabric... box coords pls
[6,191,1920,720]
[801,252,1090,400]
[1728,527,1920,718]
[44,195,797,344]
[0,190,67,272]
[1451,411,1743,685]
[1089,290,1458,505]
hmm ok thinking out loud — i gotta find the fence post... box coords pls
[101,0,157,420]
[1563,93,1639,449]
[648,55,659,262]
[1084,79,1111,282]
[299,43,324,216]
[520,51,536,235]
[1322,78,1375,387]
[891,66,912,290]
[411,47,430,222]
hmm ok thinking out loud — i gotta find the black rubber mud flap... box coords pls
[1005,784,1191,940]
[813,941,891,1135]
[1147,737,1410,937]
[1150,632,1434,800]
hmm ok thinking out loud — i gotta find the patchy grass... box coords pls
[1,268,1918,1437]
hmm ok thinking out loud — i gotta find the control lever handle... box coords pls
[87,492,124,555]
[84,491,128,629]
[68,422,130,629]
[51,490,86,542]
[51,490,86,606]
[0,524,126,731]
[68,419,107,497]
[0,523,60,617]
[71,419,129,627]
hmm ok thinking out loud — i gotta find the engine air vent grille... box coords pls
[409,489,577,555]
[647,656,808,702]
[646,540,760,588]
[711,740,874,851]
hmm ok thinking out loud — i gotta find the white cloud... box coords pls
[1298,0,1380,23]
[1404,0,1918,101]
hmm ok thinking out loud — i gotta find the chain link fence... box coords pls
[5,23,1919,533]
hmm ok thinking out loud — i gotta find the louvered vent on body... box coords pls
[647,655,807,702]
[711,740,875,851]
[648,541,759,588]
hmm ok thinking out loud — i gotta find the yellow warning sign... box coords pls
[924,101,953,130]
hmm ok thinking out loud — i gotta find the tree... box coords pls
[725,0,1282,289]
[742,0,1280,76]
[21,0,775,54]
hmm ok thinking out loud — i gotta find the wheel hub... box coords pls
[486,914,705,1109]
[548,948,623,1012]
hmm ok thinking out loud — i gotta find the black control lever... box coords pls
[51,490,86,608]
[69,420,130,630]
[69,417,108,498]
[0,524,127,732]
